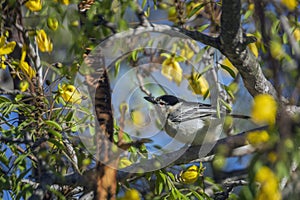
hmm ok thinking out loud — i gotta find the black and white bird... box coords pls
[144,95,250,145]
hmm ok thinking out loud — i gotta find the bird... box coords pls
[144,95,250,145]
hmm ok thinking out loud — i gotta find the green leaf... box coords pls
[167,172,175,181]
[45,120,63,131]
[225,87,234,99]
[114,59,121,77]
[14,153,29,165]
[0,175,10,190]
[65,110,74,122]
[113,133,119,143]
[244,10,253,20]
[158,171,167,184]
[0,96,11,103]
[160,52,171,59]
[203,89,210,100]
[197,24,210,32]
[171,188,178,199]
[145,6,151,17]
[48,138,65,149]
[187,3,205,18]
[219,63,236,78]
[191,190,204,200]
[0,152,9,166]
[282,33,288,44]
[153,0,157,8]
[155,171,165,195]
[49,129,62,139]
[118,19,128,31]
[219,98,232,112]
[16,168,31,184]
[70,124,78,132]
[175,56,185,62]
[216,98,221,118]
[271,20,280,36]
[201,64,212,75]
[142,0,147,8]
[131,50,138,61]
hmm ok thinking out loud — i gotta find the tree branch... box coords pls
[219,0,278,98]
[179,0,279,99]
[117,126,265,182]
[179,28,219,48]
[133,0,151,27]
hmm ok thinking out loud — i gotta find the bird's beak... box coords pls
[144,96,157,104]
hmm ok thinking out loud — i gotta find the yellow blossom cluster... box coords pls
[119,189,140,200]
[180,43,194,60]
[281,0,298,11]
[247,130,270,147]
[25,0,42,12]
[59,84,82,104]
[186,72,209,96]
[251,94,277,125]
[255,166,281,200]
[131,109,147,127]
[47,17,59,31]
[161,53,184,85]
[180,165,199,184]
[0,36,16,69]
[19,46,36,79]
[36,30,53,53]
[53,0,70,5]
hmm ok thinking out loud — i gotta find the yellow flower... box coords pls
[36,30,53,52]
[187,72,209,96]
[247,34,259,58]
[60,84,82,104]
[249,3,255,11]
[47,17,59,31]
[246,130,270,147]
[221,58,238,76]
[19,81,29,92]
[180,165,199,184]
[0,36,16,56]
[54,0,70,5]
[268,152,277,163]
[25,0,42,12]
[248,42,258,57]
[131,109,147,127]
[19,61,36,79]
[161,53,183,85]
[19,46,36,79]
[293,28,300,41]
[180,44,194,60]
[1,56,6,69]
[251,94,277,125]
[281,0,297,11]
[119,189,140,200]
[255,166,281,200]
[61,0,69,5]
[270,40,285,60]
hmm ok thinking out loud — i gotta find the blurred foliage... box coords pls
[0,0,299,199]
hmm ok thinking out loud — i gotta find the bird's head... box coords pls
[144,95,182,119]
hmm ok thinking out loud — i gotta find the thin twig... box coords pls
[133,0,151,27]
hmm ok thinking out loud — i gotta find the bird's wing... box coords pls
[168,103,217,123]
[168,102,250,123]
